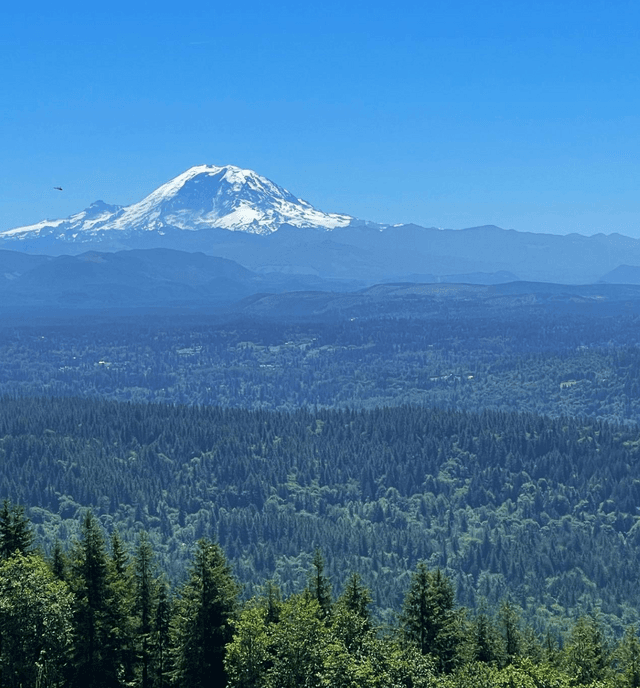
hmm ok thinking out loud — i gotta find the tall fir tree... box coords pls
[134,531,157,688]
[151,581,172,688]
[172,539,239,688]
[0,500,33,559]
[107,530,136,686]
[307,549,332,620]
[70,511,119,688]
[400,563,461,673]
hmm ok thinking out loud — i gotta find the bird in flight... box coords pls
[53,186,63,191]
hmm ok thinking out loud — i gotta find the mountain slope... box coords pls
[0,247,364,311]
[0,166,354,250]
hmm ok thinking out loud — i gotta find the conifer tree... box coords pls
[70,511,119,688]
[50,539,68,581]
[172,539,239,688]
[0,499,33,559]
[307,549,332,620]
[332,572,373,654]
[616,625,640,688]
[473,603,502,665]
[400,564,461,673]
[107,530,136,685]
[134,531,157,688]
[497,599,522,664]
[263,580,282,624]
[151,581,172,688]
[564,613,610,685]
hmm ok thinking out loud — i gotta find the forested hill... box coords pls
[3,394,640,633]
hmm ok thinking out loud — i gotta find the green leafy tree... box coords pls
[225,601,272,688]
[265,593,327,688]
[172,539,239,688]
[0,553,74,688]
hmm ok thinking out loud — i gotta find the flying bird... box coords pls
[53,186,63,191]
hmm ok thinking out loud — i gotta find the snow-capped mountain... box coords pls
[1,165,355,248]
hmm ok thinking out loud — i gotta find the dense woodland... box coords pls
[3,504,640,688]
[1,395,640,637]
[2,298,640,684]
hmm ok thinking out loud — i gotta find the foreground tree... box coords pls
[563,613,610,685]
[266,593,327,688]
[225,601,272,688]
[400,563,461,672]
[151,582,173,688]
[70,511,131,688]
[616,625,640,688]
[134,531,158,688]
[0,553,74,688]
[307,549,332,620]
[172,539,239,688]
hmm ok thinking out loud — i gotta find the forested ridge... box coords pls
[1,395,640,636]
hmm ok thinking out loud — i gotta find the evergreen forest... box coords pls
[1,292,640,686]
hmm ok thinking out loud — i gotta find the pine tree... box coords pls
[564,613,610,685]
[400,564,461,673]
[107,530,136,685]
[70,511,118,688]
[339,572,372,625]
[473,603,502,665]
[616,625,640,688]
[307,549,332,620]
[172,539,239,688]
[0,499,34,559]
[134,531,157,688]
[50,539,68,581]
[332,572,373,654]
[497,599,522,665]
[263,580,282,625]
[151,582,172,688]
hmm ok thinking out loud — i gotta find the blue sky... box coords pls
[2,0,640,236]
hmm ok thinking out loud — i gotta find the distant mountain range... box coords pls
[3,247,640,316]
[2,164,640,286]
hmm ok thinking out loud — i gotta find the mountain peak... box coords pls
[0,164,355,247]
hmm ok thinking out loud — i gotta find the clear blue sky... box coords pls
[2,0,640,236]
